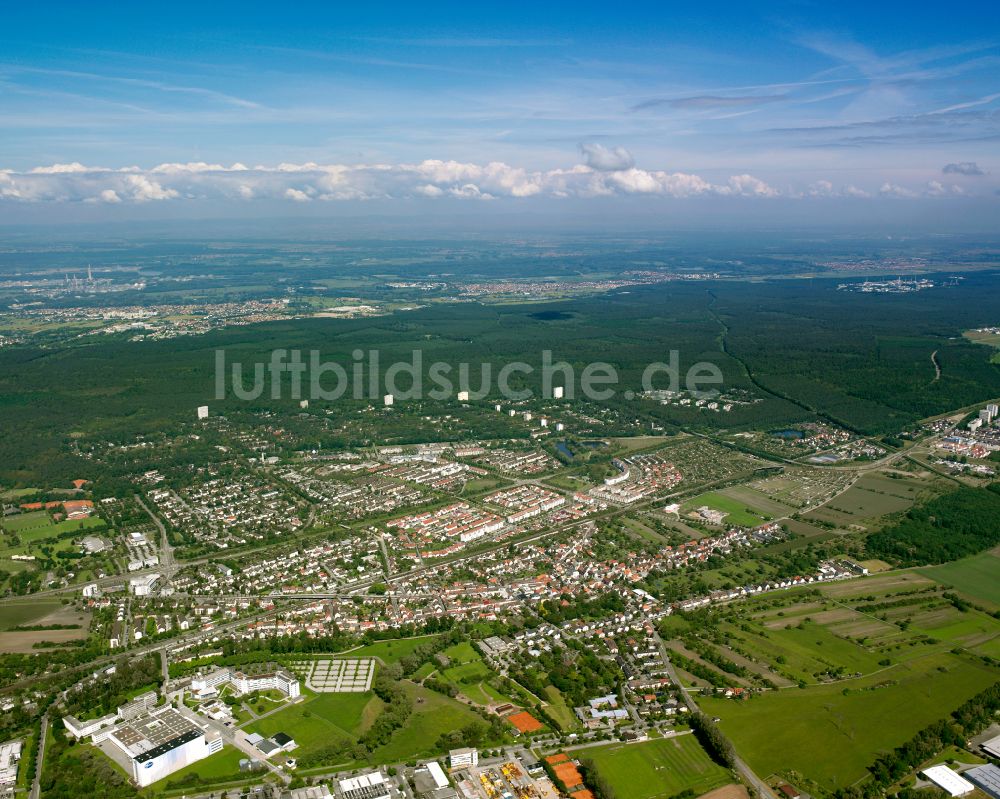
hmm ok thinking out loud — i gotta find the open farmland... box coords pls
[692,566,1000,792]
[918,548,1000,608]
[0,601,91,653]
[700,650,999,793]
[802,473,937,529]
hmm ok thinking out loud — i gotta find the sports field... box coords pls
[583,734,730,799]
[682,492,764,527]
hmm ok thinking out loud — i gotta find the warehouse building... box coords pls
[966,764,1000,799]
[921,766,975,797]
[104,707,222,788]
[337,771,391,799]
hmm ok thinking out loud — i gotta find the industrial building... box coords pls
[921,765,975,797]
[0,740,22,788]
[337,771,392,799]
[982,733,1000,759]
[64,690,159,741]
[103,706,223,788]
[966,764,1000,799]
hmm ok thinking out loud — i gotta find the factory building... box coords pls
[337,771,391,799]
[105,707,222,788]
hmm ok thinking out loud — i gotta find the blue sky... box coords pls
[1,1,998,222]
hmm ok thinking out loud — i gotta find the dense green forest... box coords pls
[866,484,1000,566]
[3,271,1000,484]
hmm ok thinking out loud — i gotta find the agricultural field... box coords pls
[918,548,1000,608]
[700,650,998,793]
[695,569,1000,792]
[0,601,91,653]
[802,473,937,530]
[582,734,731,799]
[0,599,67,630]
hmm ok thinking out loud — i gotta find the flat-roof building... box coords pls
[338,771,391,799]
[448,747,477,769]
[921,766,975,797]
[966,764,1000,799]
[105,707,222,788]
[0,740,21,786]
[982,733,1000,759]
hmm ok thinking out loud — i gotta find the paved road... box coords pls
[652,628,776,799]
[135,493,177,584]
[29,713,48,799]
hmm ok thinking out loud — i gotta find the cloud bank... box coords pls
[0,157,974,205]
[942,161,985,176]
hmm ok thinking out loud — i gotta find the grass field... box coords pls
[919,549,1000,608]
[542,685,579,730]
[337,635,439,664]
[717,485,795,518]
[2,511,105,538]
[366,681,487,764]
[149,747,249,794]
[583,734,730,799]
[244,690,378,757]
[682,492,764,527]
[699,651,999,792]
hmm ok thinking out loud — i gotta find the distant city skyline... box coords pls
[1,1,998,223]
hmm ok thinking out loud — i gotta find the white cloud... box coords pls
[580,143,635,171]
[879,182,918,198]
[721,174,778,197]
[808,180,835,196]
[123,174,178,201]
[0,158,970,205]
